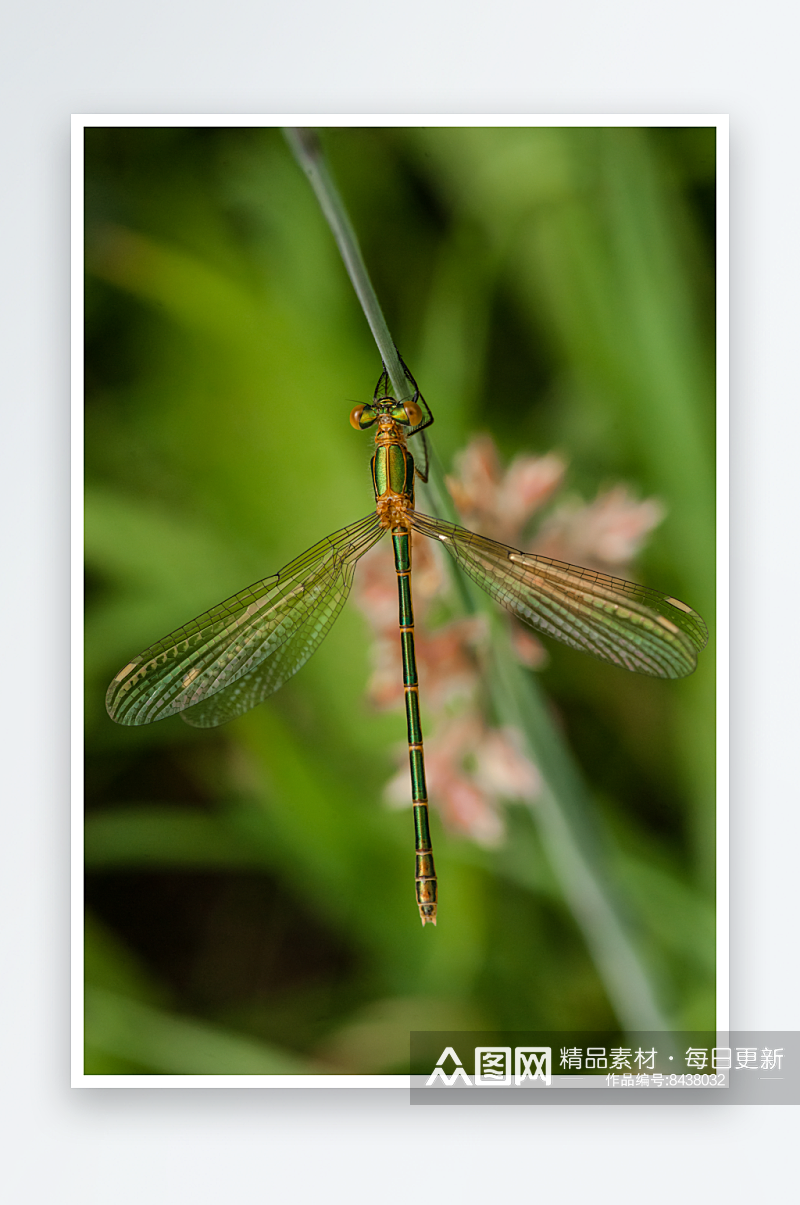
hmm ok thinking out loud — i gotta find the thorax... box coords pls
[371,418,415,529]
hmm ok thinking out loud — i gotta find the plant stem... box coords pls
[487,613,672,1031]
[283,128,408,401]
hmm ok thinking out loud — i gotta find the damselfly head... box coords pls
[350,397,423,430]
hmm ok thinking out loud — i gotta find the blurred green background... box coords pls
[84,126,716,1075]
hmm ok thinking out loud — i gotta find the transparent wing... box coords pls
[179,568,356,728]
[411,512,708,679]
[106,512,386,726]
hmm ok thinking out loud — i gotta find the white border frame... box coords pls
[73,113,728,1087]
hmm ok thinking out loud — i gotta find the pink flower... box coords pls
[357,538,484,710]
[384,715,539,847]
[355,434,663,848]
[446,435,566,545]
[533,486,666,571]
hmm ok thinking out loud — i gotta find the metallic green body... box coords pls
[390,528,437,924]
[367,431,438,922]
[372,442,415,500]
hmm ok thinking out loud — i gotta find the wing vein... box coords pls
[107,512,386,725]
[410,512,707,680]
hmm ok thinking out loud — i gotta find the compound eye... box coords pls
[403,399,423,426]
[390,400,423,425]
[350,404,376,430]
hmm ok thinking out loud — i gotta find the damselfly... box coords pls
[106,366,708,925]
